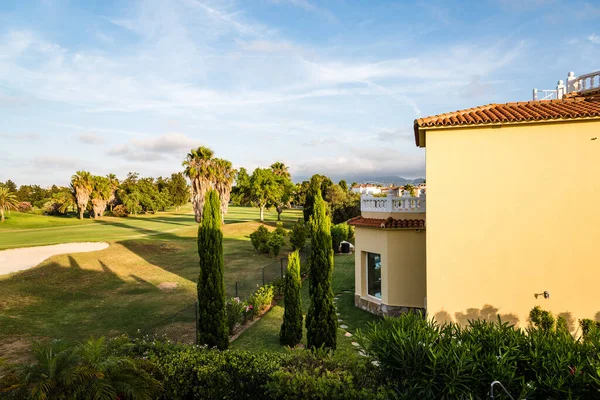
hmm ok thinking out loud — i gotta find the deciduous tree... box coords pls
[249,168,282,222]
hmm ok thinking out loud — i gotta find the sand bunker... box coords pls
[0,242,109,275]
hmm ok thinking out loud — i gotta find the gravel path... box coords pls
[0,242,109,275]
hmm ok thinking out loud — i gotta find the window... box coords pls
[367,252,381,299]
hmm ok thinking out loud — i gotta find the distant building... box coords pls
[351,184,381,195]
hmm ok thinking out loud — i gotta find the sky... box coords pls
[1,0,599,186]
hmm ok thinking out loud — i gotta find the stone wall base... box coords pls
[355,294,425,317]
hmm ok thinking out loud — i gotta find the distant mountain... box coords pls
[293,174,425,186]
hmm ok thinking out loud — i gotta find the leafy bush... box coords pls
[280,251,303,347]
[267,232,285,256]
[250,225,286,256]
[154,348,285,399]
[17,202,32,213]
[0,337,161,399]
[265,349,393,400]
[115,339,392,400]
[249,284,274,315]
[274,221,287,237]
[250,225,270,253]
[112,204,129,217]
[225,297,254,335]
[331,222,352,253]
[358,310,600,399]
[289,220,308,251]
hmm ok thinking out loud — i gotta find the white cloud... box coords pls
[77,133,104,144]
[107,133,198,160]
[37,156,79,169]
[588,34,600,44]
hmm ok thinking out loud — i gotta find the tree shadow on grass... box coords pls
[0,256,192,347]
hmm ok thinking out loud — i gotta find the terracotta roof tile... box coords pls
[414,96,600,146]
[348,216,425,229]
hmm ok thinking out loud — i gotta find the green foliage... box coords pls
[0,337,161,400]
[225,297,254,335]
[529,306,555,331]
[338,180,348,192]
[110,339,391,400]
[249,225,271,253]
[168,172,190,210]
[249,284,274,315]
[267,232,285,256]
[250,225,285,256]
[265,350,393,400]
[359,311,600,399]
[289,219,308,251]
[0,187,19,222]
[112,204,129,217]
[330,222,352,253]
[280,251,303,347]
[274,221,287,237]
[306,191,337,350]
[197,190,228,350]
[326,185,361,224]
[249,168,283,222]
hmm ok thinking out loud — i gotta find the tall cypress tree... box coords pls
[280,251,303,346]
[306,190,337,350]
[197,189,228,350]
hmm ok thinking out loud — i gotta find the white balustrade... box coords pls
[361,192,426,213]
[576,71,600,94]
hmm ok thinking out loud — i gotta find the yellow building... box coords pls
[351,73,600,331]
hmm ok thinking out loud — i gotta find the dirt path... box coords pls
[0,242,110,275]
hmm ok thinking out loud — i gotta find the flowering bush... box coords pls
[249,284,274,315]
[17,202,32,213]
[225,297,254,335]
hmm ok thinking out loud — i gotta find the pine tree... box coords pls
[280,251,303,346]
[197,189,228,350]
[306,190,337,350]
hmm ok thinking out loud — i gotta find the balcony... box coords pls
[533,70,600,100]
[361,192,426,213]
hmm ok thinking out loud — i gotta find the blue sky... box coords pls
[1,0,599,186]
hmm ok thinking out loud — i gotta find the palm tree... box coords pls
[183,146,215,223]
[213,158,236,222]
[90,176,112,219]
[0,187,18,222]
[1,337,161,399]
[106,173,120,211]
[270,161,291,180]
[71,171,94,219]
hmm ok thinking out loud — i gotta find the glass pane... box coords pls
[367,253,381,299]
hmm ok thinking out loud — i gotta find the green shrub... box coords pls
[359,310,600,399]
[249,284,274,315]
[112,204,129,217]
[271,277,285,297]
[529,305,555,331]
[331,222,352,253]
[225,297,253,335]
[289,220,308,251]
[274,221,287,237]
[250,225,271,253]
[157,348,284,400]
[267,232,285,256]
[265,350,393,400]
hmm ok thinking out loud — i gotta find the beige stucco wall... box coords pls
[425,120,600,330]
[354,227,426,308]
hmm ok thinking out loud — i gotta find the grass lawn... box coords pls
[0,205,302,360]
[231,254,381,353]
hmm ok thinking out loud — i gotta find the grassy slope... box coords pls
[231,254,380,353]
[0,205,302,359]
